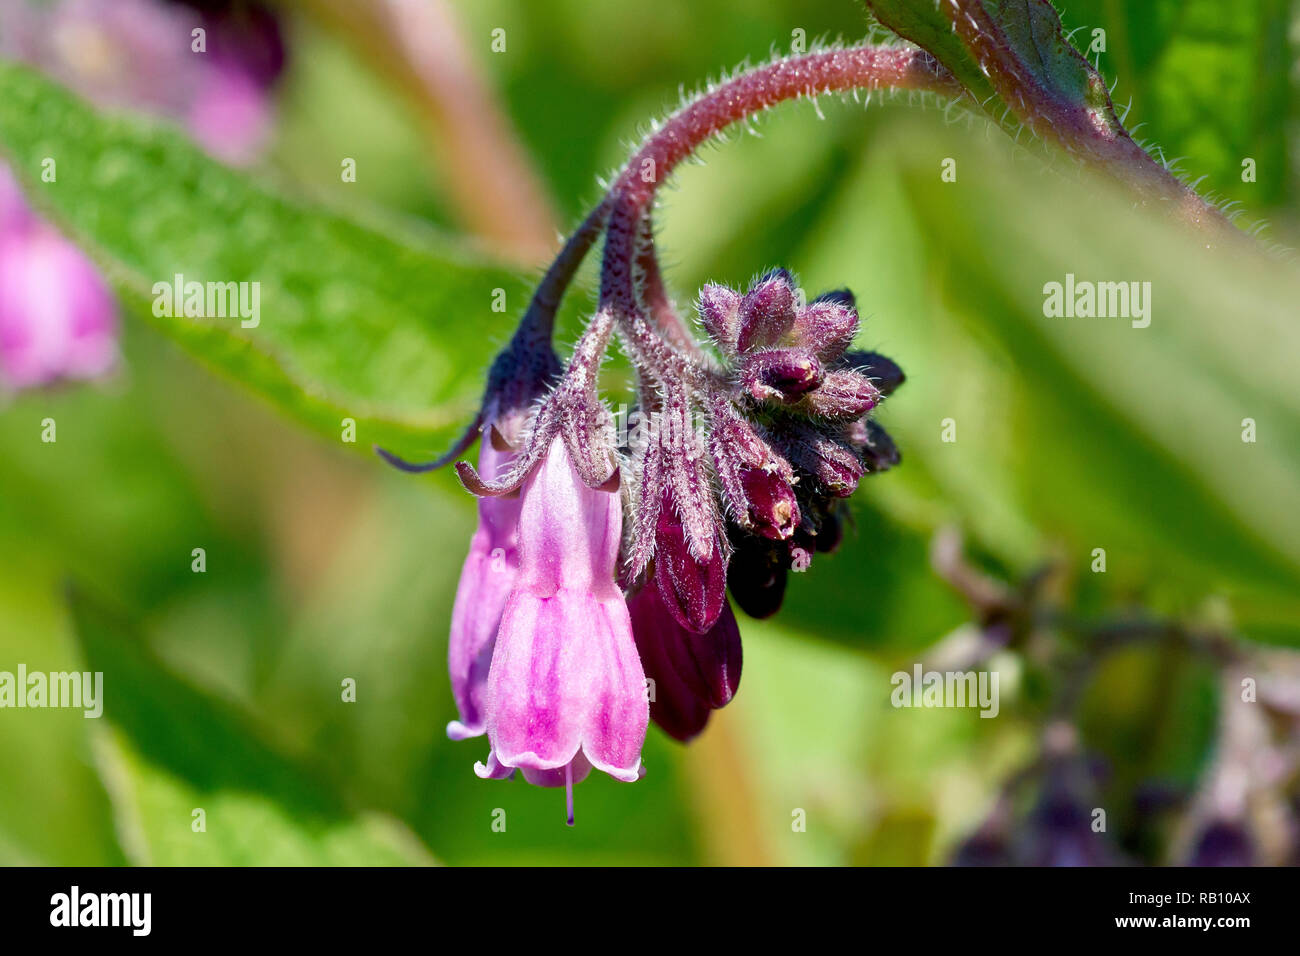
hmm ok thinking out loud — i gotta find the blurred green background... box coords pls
[1,0,1298,865]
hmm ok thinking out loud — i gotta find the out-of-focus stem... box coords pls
[293,0,559,262]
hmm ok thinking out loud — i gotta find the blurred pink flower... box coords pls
[1,0,284,164]
[0,166,118,390]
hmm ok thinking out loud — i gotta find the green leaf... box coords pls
[1061,0,1295,206]
[990,0,1123,125]
[862,0,1002,117]
[758,106,1300,642]
[862,0,1128,144]
[69,587,436,866]
[891,125,1300,636]
[0,561,126,865]
[0,61,529,458]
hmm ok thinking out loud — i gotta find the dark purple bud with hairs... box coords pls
[796,369,880,420]
[848,419,901,474]
[792,290,859,360]
[709,399,800,540]
[786,427,865,497]
[697,283,742,354]
[736,269,797,352]
[654,500,728,634]
[742,348,823,403]
[739,467,800,540]
[841,349,905,396]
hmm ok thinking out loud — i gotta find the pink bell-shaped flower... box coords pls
[475,436,648,823]
[445,434,522,741]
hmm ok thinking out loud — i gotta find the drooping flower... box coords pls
[444,433,521,741]
[474,436,648,822]
[0,165,118,391]
[380,189,904,828]
[628,581,741,742]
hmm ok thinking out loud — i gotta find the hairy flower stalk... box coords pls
[375,46,946,820]
[384,12,1215,820]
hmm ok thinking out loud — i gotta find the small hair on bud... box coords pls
[737,271,798,352]
[796,369,880,420]
[742,348,824,403]
[791,298,858,360]
[697,284,742,353]
[842,350,905,396]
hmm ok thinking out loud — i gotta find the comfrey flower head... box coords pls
[377,52,911,824]
[381,257,903,824]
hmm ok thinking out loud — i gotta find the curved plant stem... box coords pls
[515,199,611,345]
[634,211,700,356]
[292,0,561,260]
[376,201,609,471]
[597,45,962,386]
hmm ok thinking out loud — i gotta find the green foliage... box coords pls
[862,0,1128,140]
[71,589,435,866]
[0,0,1295,866]
[896,126,1300,635]
[0,61,528,460]
[1063,0,1295,205]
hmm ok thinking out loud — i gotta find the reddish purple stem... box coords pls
[594,46,961,383]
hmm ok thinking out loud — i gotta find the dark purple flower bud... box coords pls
[726,534,788,619]
[696,283,741,353]
[812,289,855,309]
[791,292,858,360]
[667,599,742,708]
[813,506,844,553]
[796,369,880,420]
[739,467,800,540]
[654,502,728,634]
[841,350,905,396]
[1187,820,1256,867]
[787,429,865,497]
[629,581,740,718]
[736,269,797,352]
[742,348,823,403]
[708,399,800,540]
[849,419,901,474]
[628,585,712,742]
